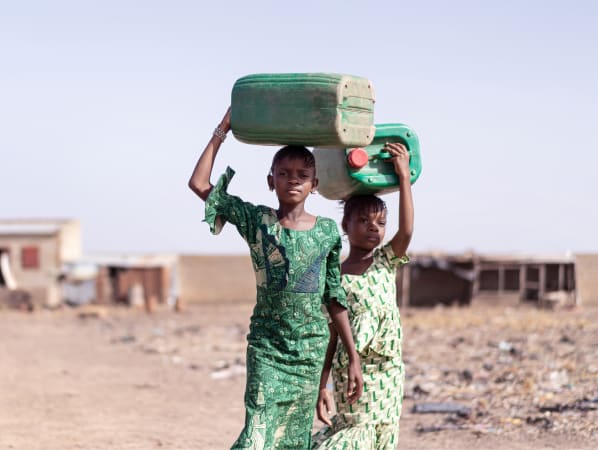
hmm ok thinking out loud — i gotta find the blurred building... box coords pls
[0,218,177,310]
[84,253,179,310]
[1,217,590,310]
[0,219,81,307]
[177,251,582,309]
[574,254,598,307]
[178,254,254,305]
[398,253,476,308]
[399,252,576,308]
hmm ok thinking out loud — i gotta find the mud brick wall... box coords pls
[178,255,255,304]
[574,254,598,306]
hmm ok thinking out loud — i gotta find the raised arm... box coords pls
[188,107,231,201]
[384,142,414,258]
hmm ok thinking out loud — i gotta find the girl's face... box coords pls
[268,157,318,205]
[343,208,387,251]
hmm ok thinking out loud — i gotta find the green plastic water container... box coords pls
[230,73,376,148]
[314,123,422,200]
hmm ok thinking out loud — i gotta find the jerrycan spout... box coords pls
[347,148,369,169]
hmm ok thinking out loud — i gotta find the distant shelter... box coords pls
[70,253,179,311]
[2,218,595,311]
[178,251,590,310]
[0,219,81,308]
[399,252,578,308]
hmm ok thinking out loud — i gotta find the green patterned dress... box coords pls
[312,244,409,450]
[205,167,346,450]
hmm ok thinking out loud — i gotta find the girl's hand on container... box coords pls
[316,388,333,426]
[347,358,363,404]
[384,142,410,180]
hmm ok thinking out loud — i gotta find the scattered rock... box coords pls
[211,358,246,380]
[77,306,108,319]
[0,288,34,312]
[412,402,472,418]
[402,306,598,440]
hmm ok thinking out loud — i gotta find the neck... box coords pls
[277,203,316,231]
[277,203,307,221]
[346,247,375,262]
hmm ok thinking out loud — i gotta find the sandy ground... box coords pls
[1,301,596,450]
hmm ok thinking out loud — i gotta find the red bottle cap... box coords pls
[347,148,369,168]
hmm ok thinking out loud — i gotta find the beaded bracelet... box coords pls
[213,126,228,142]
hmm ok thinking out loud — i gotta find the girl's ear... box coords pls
[311,177,319,193]
[341,218,348,233]
[267,174,274,191]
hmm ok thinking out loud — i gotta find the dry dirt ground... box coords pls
[1,301,596,450]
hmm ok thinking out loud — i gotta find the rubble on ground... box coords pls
[403,305,598,440]
[99,303,597,441]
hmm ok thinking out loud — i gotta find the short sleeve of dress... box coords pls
[322,223,347,309]
[204,166,259,242]
[377,242,410,270]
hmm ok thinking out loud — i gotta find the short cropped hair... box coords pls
[270,145,315,174]
[342,194,387,223]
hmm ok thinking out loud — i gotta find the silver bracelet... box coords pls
[213,126,228,142]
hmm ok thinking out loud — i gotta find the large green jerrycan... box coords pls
[314,123,422,200]
[231,73,376,148]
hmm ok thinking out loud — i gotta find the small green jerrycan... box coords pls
[230,73,376,148]
[314,123,422,200]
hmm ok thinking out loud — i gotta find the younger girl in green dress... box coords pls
[188,107,363,450]
[312,142,414,449]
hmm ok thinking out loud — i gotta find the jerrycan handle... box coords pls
[348,144,416,177]
[378,140,412,160]
[378,150,393,160]
[378,146,416,177]
[375,146,416,177]
[376,151,410,162]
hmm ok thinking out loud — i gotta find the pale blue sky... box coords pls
[1,0,597,254]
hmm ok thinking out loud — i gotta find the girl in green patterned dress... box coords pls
[312,142,414,449]
[188,107,363,449]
